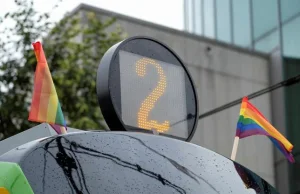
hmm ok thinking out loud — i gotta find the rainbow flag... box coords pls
[28,41,66,131]
[236,96,294,163]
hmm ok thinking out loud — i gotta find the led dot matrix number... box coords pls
[135,58,170,133]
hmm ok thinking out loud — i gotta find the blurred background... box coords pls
[0,0,299,193]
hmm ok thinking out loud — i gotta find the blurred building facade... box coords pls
[71,2,274,188]
[184,0,300,56]
[184,0,300,193]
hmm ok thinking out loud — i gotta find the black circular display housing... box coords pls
[96,36,198,141]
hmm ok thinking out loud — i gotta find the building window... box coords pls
[232,0,251,47]
[187,0,194,32]
[203,0,215,38]
[194,0,203,35]
[282,16,300,58]
[184,0,189,30]
[252,0,278,40]
[254,30,279,53]
[216,0,231,43]
[184,0,195,33]
[280,0,300,23]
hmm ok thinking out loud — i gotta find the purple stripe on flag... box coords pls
[50,124,67,134]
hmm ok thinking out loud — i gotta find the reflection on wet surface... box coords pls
[41,136,186,194]
[234,163,263,192]
[118,134,218,193]
[0,132,279,194]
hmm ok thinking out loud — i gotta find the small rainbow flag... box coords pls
[28,41,66,132]
[236,96,294,163]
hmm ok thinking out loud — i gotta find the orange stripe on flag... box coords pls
[28,41,66,128]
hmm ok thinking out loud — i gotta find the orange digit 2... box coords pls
[135,58,170,133]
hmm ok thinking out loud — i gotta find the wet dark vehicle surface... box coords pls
[0,132,278,194]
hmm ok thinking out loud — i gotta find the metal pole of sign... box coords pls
[168,74,300,129]
[198,73,300,120]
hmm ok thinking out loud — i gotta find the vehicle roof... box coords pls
[0,131,278,194]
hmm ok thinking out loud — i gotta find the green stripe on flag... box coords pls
[238,115,257,125]
[0,162,34,194]
[55,101,65,125]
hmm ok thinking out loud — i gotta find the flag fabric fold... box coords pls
[236,96,294,163]
[28,41,66,133]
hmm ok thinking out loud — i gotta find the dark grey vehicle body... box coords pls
[0,132,278,194]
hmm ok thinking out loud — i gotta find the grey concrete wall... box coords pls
[72,4,275,186]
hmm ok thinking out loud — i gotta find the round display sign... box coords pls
[96,36,198,141]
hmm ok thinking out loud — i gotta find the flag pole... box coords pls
[60,126,67,134]
[152,129,159,135]
[231,136,240,161]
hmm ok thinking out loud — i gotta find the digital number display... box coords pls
[119,51,188,137]
[96,36,198,141]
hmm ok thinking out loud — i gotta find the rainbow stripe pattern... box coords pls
[28,42,66,128]
[236,96,294,163]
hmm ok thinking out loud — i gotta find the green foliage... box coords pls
[0,0,124,140]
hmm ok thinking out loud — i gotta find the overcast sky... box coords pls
[1,0,184,30]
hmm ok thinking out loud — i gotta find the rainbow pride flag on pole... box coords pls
[232,96,294,163]
[28,41,67,134]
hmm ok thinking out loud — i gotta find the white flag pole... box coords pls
[152,129,159,135]
[231,136,240,161]
[60,126,67,134]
